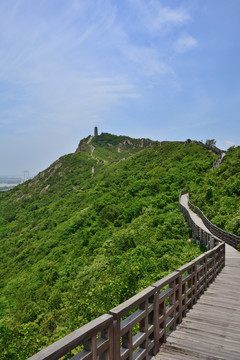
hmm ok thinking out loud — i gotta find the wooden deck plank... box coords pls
[160,339,240,360]
[157,345,220,360]
[168,329,240,351]
[153,244,240,359]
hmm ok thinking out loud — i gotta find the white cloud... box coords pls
[225,140,236,148]
[119,43,172,77]
[175,35,197,53]
[129,0,190,33]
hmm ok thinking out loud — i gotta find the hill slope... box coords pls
[76,132,156,162]
[189,145,240,237]
[0,134,222,359]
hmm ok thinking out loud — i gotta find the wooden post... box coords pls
[203,254,207,291]
[91,335,97,360]
[110,286,155,360]
[223,242,226,268]
[178,272,183,325]
[108,322,114,360]
[193,262,198,305]
[112,319,120,360]
[153,291,159,356]
[210,235,214,249]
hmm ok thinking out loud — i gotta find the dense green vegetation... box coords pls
[1,133,237,359]
[190,146,240,238]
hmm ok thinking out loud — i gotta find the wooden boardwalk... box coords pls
[180,193,212,236]
[154,196,240,360]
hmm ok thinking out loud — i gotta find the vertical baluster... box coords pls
[83,335,97,360]
[188,267,193,310]
[139,299,149,359]
[213,250,217,281]
[177,273,182,325]
[170,280,176,331]
[122,330,132,360]
[182,277,186,318]
[160,300,166,344]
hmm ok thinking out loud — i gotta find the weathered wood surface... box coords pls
[154,242,240,360]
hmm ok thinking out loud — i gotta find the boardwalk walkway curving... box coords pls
[180,193,211,235]
[154,194,240,360]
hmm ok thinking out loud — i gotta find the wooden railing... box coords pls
[28,194,225,360]
[28,314,114,360]
[181,190,240,249]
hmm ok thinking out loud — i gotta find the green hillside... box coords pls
[189,145,240,238]
[76,132,156,163]
[0,134,229,359]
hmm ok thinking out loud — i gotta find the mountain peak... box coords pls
[75,132,157,163]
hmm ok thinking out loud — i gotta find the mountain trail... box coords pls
[212,151,226,170]
[87,136,93,144]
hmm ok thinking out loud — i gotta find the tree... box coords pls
[205,139,216,147]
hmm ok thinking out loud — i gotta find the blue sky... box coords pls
[0,0,240,175]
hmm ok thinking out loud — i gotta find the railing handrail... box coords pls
[27,314,114,360]
[181,190,240,249]
[27,192,226,360]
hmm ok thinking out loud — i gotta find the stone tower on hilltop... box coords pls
[94,126,98,136]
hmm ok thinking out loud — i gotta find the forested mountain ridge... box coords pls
[75,132,156,163]
[0,134,239,359]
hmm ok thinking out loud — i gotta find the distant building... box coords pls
[22,170,29,182]
[94,126,98,136]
